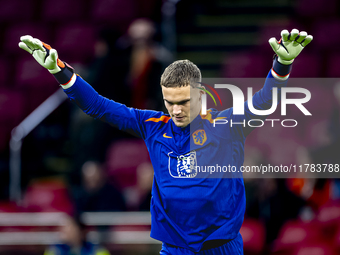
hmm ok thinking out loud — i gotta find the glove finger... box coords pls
[301,35,313,47]
[20,35,33,42]
[268,37,280,52]
[18,42,33,54]
[49,49,58,62]
[32,38,45,52]
[21,36,44,51]
[296,31,307,43]
[20,35,37,51]
[281,30,289,42]
[289,29,299,41]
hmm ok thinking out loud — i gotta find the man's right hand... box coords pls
[19,35,75,86]
[19,35,65,74]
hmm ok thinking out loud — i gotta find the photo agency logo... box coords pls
[200,83,312,128]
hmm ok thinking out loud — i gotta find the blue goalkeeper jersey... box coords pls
[63,70,287,252]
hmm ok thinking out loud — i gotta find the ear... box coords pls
[198,85,205,101]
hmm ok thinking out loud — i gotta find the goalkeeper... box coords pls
[19,29,312,254]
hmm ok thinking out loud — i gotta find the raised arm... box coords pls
[248,28,313,111]
[225,29,313,137]
[18,35,157,138]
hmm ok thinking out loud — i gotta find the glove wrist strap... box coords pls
[272,55,292,78]
[52,62,74,85]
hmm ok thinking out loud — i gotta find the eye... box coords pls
[165,101,173,106]
[181,100,190,106]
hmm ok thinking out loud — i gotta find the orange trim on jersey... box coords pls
[145,115,171,123]
[201,111,214,123]
[200,110,227,123]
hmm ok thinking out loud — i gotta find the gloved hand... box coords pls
[19,35,74,85]
[19,35,65,74]
[269,29,313,65]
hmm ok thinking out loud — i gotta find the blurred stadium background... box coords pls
[0,0,340,254]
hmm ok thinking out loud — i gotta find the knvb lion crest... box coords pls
[167,151,198,178]
[192,129,207,146]
[177,151,197,178]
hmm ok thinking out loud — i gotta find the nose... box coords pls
[172,104,182,115]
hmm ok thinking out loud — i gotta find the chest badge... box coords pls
[192,129,207,146]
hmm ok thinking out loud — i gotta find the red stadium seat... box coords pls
[22,178,74,214]
[240,218,265,254]
[15,57,57,112]
[294,243,333,255]
[0,201,20,213]
[332,225,340,253]
[317,201,340,223]
[106,139,150,188]
[272,220,323,253]
[15,57,56,89]
[54,23,96,63]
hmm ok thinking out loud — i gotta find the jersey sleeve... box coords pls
[63,75,158,139]
[215,64,290,139]
[237,69,288,137]
[239,71,288,136]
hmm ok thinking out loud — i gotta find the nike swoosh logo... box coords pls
[163,133,172,138]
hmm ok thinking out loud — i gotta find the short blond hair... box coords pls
[160,59,201,88]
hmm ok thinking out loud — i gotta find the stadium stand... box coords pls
[240,218,266,254]
[106,139,150,189]
[0,0,339,254]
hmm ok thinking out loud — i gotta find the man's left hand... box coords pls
[269,29,313,65]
